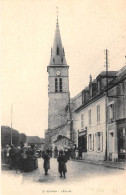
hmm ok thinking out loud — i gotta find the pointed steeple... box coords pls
[49,17,67,65]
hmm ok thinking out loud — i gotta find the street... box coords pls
[2,158,126,195]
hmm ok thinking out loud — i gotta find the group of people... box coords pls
[2,144,71,178]
[1,144,38,173]
[54,146,76,159]
[43,149,68,178]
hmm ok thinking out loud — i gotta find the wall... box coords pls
[48,66,69,130]
[71,92,82,145]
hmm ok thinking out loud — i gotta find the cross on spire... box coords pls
[56,7,59,27]
[49,8,67,65]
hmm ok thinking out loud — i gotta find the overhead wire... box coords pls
[88,33,126,79]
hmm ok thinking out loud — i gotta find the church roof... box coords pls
[53,135,74,143]
[49,19,67,66]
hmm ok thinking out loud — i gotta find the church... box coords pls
[44,16,126,162]
[44,18,73,150]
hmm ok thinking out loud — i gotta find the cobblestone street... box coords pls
[2,158,126,195]
[22,158,124,184]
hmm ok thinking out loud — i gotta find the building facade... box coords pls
[71,68,126,161]
[45,19,71,150]
[107,66,126,161]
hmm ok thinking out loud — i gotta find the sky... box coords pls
[1,0,126,138]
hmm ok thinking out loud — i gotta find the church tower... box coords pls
[47,18,70,132]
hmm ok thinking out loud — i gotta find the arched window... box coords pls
[55,78,58,92]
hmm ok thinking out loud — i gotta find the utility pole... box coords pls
[68,92,73,141]
[105,49,108,161]
[11,104,13,145]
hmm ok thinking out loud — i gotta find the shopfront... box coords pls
[117,119,126,160]
[78,129,87,152]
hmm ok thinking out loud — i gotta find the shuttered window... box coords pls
[108,103,115,123]
[97,105,100,123]
[88,109,91,125]
[88,134,94,151]
[81,114,84,129]
[95,132,103,152]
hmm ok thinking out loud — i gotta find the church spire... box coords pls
[56,7,59,29]
[49,9,67,66]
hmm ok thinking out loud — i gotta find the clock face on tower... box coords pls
[56,71,61,76]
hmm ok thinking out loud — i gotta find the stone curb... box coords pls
[70,159,125,170]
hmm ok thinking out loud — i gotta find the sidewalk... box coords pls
[70,158,126,170]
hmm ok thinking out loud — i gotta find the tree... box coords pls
[1,126,27,147]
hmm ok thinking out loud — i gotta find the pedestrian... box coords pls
[25,145,35,172]
[54,146,58,158]
[67,147,71,160]
[5,145,10,164]
[57,149,67,178]
[15,146,22,173]
[1,147,6,164]
[79,147,82,160]
[42,151,50,175]
[21,146,27,172]
[9,145,16,169]
[42,150,45,158]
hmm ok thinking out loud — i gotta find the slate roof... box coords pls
[75,66,126,113]
[96,71,118,79]
[26,136,45,144]
[54,135,74,143]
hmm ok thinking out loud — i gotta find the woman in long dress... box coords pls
[57,150,67,178]
[42,151,50,175]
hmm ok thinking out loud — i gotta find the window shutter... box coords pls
[92,134,94,151]
[97,106,98,123]
[100,132,103,152]
[108,106,110,123]
[99,105,100,122]
[113,103,115,121]
[94,133,97,151]
[87,134,89,151]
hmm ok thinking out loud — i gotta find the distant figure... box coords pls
[71,148,75,159]
[15,146,22,173]
[42,151,50,175]
[54,146,58,158]
[42,150,45,158]
[25,145,35,172]
[1,145,10,164]
[57,150,67,178]
[79,147,82,160]
[9,145,16,169]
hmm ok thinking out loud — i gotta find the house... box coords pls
[71,68,125,161]
[107,65,126,161]
[25,136,45,151]
[53,135,74,151]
